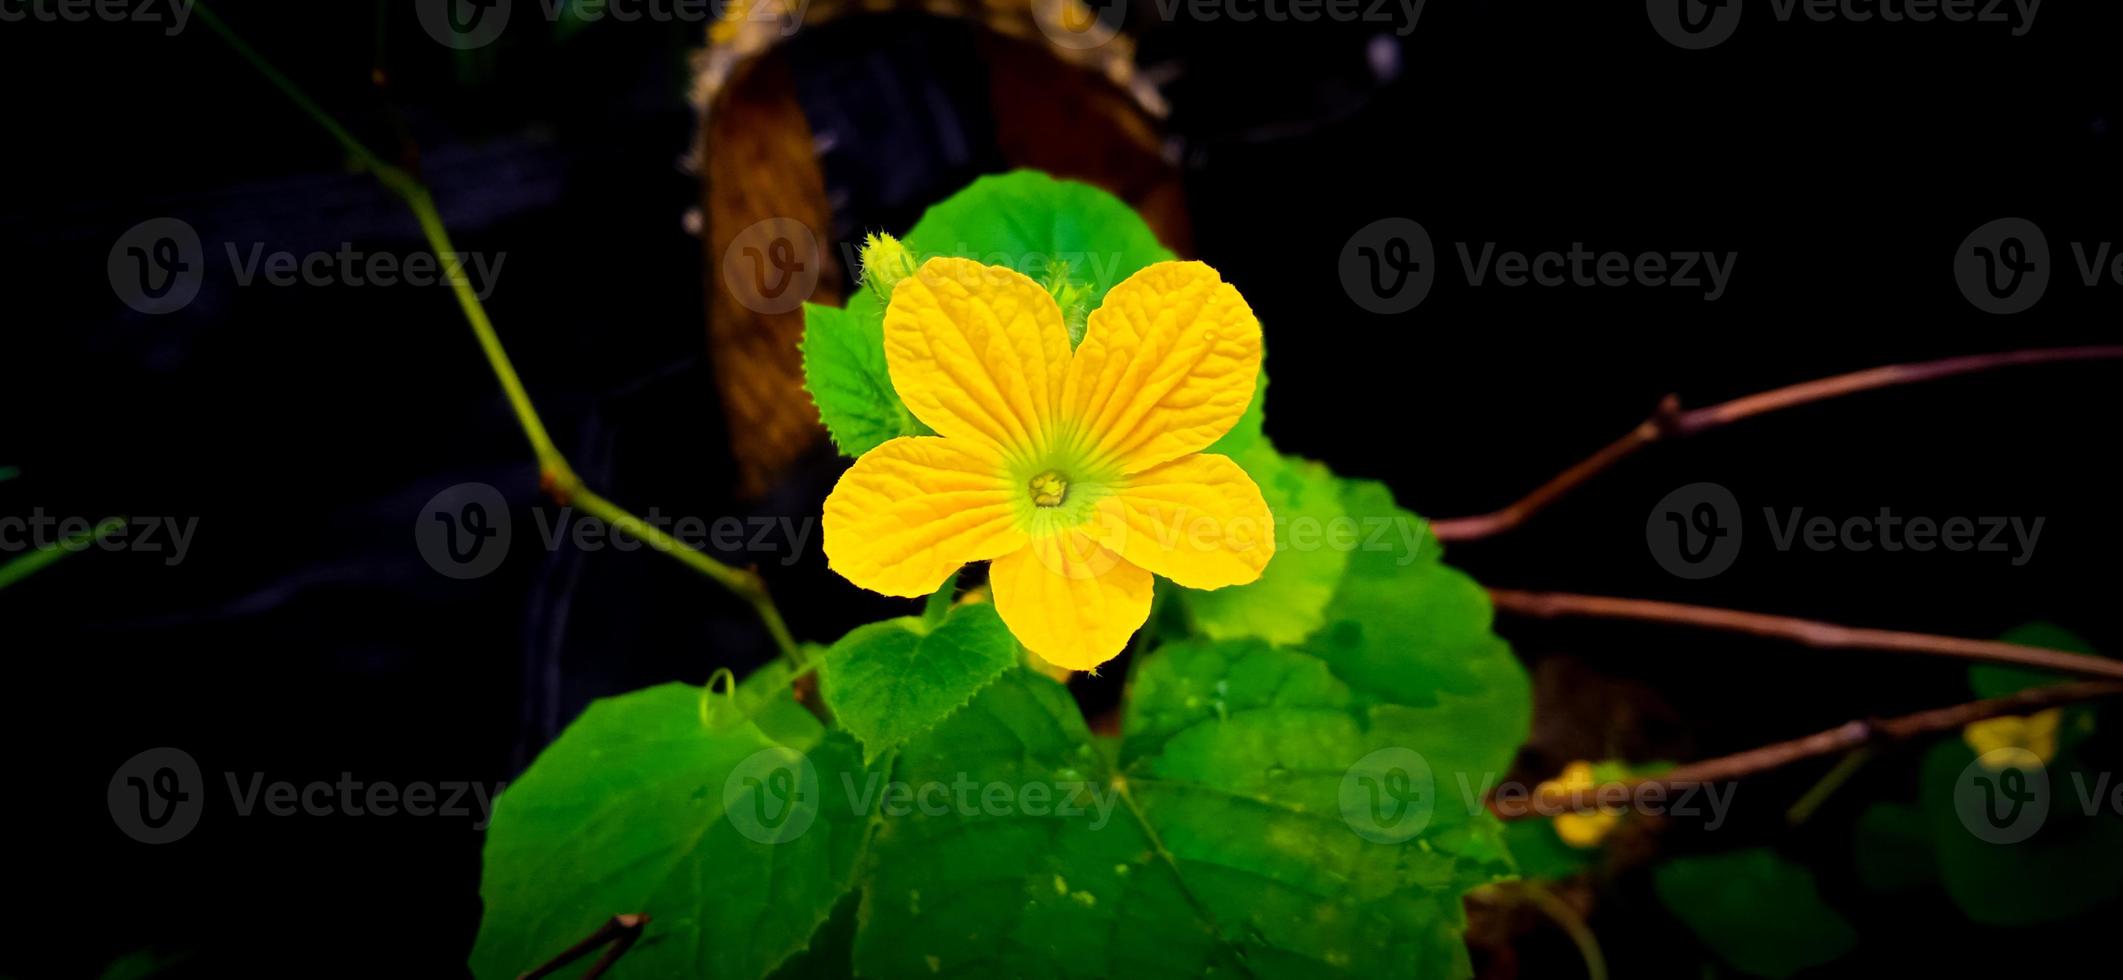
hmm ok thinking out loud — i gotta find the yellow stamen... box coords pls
[1029,470,1069,508]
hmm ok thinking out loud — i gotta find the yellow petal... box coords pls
[1062,261,1262,474]
[1964,715,2027,759]
[1085,453,1273,591]
[1556,810,1619,849]
[989,532,1152,671]
[883,257,1071,455]
[823,437,1025,597]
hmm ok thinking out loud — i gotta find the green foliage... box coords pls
[818,601,1021,762]
[1654,848,1857,978]
[799,170,1176,457]
[470,675,881,980]
[1841,622,2123,925]
[1917,736,2123,925]
[478,171,1533,979]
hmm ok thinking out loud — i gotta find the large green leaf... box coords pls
[1122,638,1514,977]
[1654,848,1856,979]
[1177,443,1348,646]
[856,669,1225,979]
[900,170,1176,312]
[860,658,1509,979]
[471,671,878,980]
[819,602,1021,762]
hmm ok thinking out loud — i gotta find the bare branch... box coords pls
[1431,346,2123,541]
[1488,588,2123,682]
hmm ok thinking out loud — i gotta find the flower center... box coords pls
[1028,470,1069,508]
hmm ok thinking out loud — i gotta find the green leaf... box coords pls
[1502,819,1597,880]
[1852,802,1937,894]
[1654,848,1857,979]
[1917,736,2123,925]
[855,669,1227,978]
[819,602,1021,762]
[471,675,878,980]
[801,299,928,457]
[1120,637,1513,976]
[1176,443,1348,645]
[1969,621,2099,698]
[1302,479,1531,781]
[900,170,1176,312]
[859,660,1508,979]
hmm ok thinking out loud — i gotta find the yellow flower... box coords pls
[1964,708,2062,768]
[823,257,1274,670]
[1539,761,1622,849]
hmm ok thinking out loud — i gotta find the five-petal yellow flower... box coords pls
[823,257,1275,670]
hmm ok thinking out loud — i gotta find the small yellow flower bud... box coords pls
[860,232,918,299]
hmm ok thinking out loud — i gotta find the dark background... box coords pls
[2,0,2117,975]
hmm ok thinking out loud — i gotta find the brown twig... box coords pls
[520,914,650,980]
[1488,589,2123,682]
[1430,345,2123,541]
[1496,680,2123,818]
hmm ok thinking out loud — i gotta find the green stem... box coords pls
[193,2,802,664]
[0,466,20,484]
[0,517,126,591]
[1785,748,1872,827]
[922,572,961,627]
[1521,882,1609,980]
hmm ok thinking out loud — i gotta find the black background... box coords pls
[2,0,2117,975]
